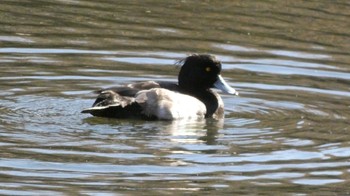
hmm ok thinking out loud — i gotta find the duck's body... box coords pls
[82,54,238,120]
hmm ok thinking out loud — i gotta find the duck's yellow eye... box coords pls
[205,67,211,72]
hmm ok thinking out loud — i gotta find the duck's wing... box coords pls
[81,90,145,119]
[95,81,179,97]
[82,81,182,119]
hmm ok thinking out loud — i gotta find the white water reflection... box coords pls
[292,178,344,185]
[225,63,350,79]
[234,82,350,97]
[105,57,174,65]
[215,43,332,61]
[0,48,184,58]
[1,158,349,177]
[268,50,330,60]
[0,36,34,43]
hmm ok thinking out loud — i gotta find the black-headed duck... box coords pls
[82,54,238,120]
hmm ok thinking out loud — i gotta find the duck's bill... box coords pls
[213,75,239,95]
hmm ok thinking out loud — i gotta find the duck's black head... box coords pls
[178,54,237,95]
[177,54,237,117]
[178,54,221,91]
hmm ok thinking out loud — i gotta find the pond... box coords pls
[1,0,350,195]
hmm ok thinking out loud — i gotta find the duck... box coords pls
[82,54,238,120]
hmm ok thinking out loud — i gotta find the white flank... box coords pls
[135,88,206,120]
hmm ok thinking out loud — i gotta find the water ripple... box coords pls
[1,158,350,175]
[1,0,350,194]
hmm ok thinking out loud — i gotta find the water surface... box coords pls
[1,0,350,195]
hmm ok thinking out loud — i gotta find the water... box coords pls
[1,0,350,195]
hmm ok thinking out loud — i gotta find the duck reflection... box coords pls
[160,118,224,145]
[82,117,223,145]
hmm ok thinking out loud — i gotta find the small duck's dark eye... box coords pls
[205,67,211,72]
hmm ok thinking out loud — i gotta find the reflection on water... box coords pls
[1,0,350,195]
